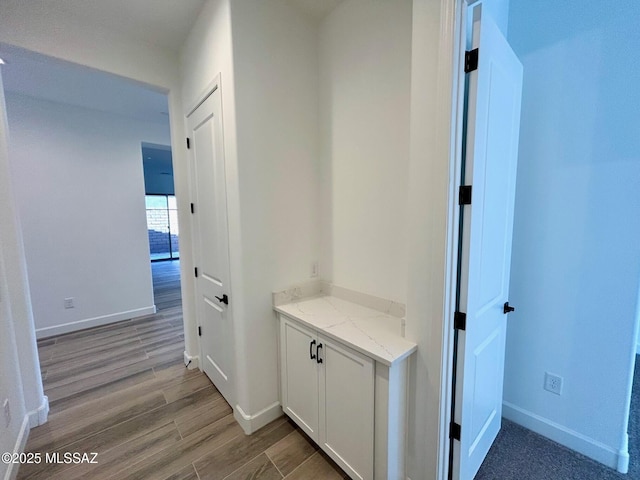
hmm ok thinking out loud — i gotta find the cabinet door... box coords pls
[280,317,319,441]
[318,335,375,480]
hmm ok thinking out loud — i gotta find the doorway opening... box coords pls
[145,194,180,261]
[141,142,179,262]
[447,1,640,478]
[141,142,182,311]
[146,191,182,311]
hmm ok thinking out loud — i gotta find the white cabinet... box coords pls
[276,295,416,480]
[280,316,375,480]
[280,318,319,438]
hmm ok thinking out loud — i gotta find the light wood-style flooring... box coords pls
[152,260,182,311]
[20,305,348,479]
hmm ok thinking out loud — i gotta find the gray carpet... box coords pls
[476,355,639,479]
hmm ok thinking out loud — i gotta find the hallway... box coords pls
[20,306,348,479]
[152,260,182,312]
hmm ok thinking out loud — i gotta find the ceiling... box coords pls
[57,0,206,54]
[0,0,344,123]
[286,0,344,20]
[0,0,203,123]
[142,144,173,170]
[0,45,169,124]
[0,0,341,53]
[0,0,206,54]
[142,143,174,187]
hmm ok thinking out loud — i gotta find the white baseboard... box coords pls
[503,401,627,473]
[35,306,156,339]
[27,395,49,428]
[183,351,199,370]
[234,402,283,435]
[617,432,629,473]
[4,414,30,480]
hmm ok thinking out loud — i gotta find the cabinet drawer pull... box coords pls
[310,340,316,360]
[316,343,323,364]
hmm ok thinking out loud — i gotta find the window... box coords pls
[145,195,179,261]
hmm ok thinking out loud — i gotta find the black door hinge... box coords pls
[459,185,472,205]
[450,422,461,440]
[186,137,191,149]
[190,203,195,214]
[194,267,199,278]
[198,326,202,336]
[454,311,467,331]
[465,48,479,73]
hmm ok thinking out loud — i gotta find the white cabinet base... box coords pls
[278,313,411,480]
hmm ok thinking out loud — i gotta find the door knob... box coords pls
[215,294,229,305]
[503,302,515,314]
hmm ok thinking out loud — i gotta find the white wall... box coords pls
[0,255,26,480]
[0,2,177,92]
[0,69,37,480]
[229,0,320,417]
[180,0,320,423]
[6,92,171,337]
[179,0,244,409]
[0,0,194,356]
[0,5,197,473]
[504,0,640,470]
[179,0,237,374]
[404,0,460,478]
[318,0,412,304]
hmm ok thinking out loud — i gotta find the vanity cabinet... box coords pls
[280,316,374,480]
[276,295,416,480]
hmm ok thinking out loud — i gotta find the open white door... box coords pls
[187,81,235,406]
[452,4,522,479]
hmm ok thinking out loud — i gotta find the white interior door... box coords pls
[187,84,234,405]
[453,4,522,479]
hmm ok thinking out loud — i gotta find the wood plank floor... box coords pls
[22,306,348,479]
[152,260,182,311]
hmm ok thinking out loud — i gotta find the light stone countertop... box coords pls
[275,295,417,366]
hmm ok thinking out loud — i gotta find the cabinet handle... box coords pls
[310,340,316,360]
[316,343,323,364]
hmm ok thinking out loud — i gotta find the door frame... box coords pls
[437,1,521,478]
[435,0,482,478]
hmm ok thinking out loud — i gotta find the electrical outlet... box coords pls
[3,399,10,428]
[64,297,74,309]
[544,372,563,395]
[311,261,318,278]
